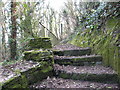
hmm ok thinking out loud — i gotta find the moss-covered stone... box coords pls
[54,55,102,66]
[1,37,54,89]
[1,62,53,89]
[53,49,91,56]
[55,70,118,83]
[2,75,27,89]
[24,49,54,63]
[27,37,52,50]
[21,62,53,85]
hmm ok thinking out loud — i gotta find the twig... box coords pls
[39,22,59,40]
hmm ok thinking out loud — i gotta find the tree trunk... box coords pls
[10,0,17,60]
[2,26,6,61]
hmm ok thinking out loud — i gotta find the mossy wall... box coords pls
[69,17,120,81]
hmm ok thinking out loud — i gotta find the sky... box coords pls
[1,0,66,11]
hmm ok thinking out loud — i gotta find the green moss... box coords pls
[73,56,102,62]
[1,37,54,89]
[24,49,53,62]
[27,37,52,50]
[2,76,23,89]
[41,65,53,73]
[59,72,69,79]
[56,71,118,83]
[1,60,54,89]
[53,49,91,56]
[22,62,53,85]
[55,55,102,66]
[21,75,28,88]
[2,74,29,89]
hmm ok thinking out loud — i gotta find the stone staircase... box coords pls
[53,44,102,66]
[1,38,119,89]
[30,44,119,89]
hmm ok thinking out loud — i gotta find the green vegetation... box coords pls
[69,17,120,79]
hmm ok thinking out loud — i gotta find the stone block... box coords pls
[27,37,52,50]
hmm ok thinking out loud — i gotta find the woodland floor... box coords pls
[29,77,118,89]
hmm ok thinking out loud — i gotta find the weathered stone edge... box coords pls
[54,70,118,83]
[53,49,91,56]
[54,55,102,66]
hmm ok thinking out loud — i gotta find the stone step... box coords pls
[26,37,52,50]
[53,44,91,56]
[53,49,91,56]
[29,77,119,89]
[54,64,118,83]
[54,55,102,66]
[24,49,53,63]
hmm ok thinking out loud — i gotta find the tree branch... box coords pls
[39,22,59,40]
